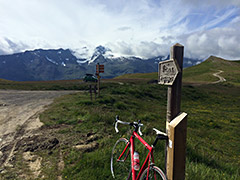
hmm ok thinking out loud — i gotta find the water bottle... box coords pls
[133,151,140,171]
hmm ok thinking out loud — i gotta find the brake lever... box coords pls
[115,121,119,133]
[138,126,143,136]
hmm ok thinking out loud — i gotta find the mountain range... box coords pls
[0,46,201,81]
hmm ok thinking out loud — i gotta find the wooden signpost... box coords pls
[159,59,180,86]
[89,85,92,101]
[159,43,187,180]
[167,112,187,180]
[89,85,97,101]
[96,63,104,97]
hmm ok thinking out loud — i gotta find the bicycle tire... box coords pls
[139,166,167,180]
[111,138,131,180]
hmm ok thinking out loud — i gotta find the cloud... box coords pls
[0,37,29,55]
[179,24,240,60]
[107,40,171,59]
[0,0,239,60]
[182,0,240,8]
[108,15,240,60]
[117,26,132,31]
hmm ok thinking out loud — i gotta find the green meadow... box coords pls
[0,56,239,179]
[38,82,239,180]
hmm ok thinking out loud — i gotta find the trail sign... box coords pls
[96,63,104,97]
[99,65,104,73]
[160,43,187,180]
[96,64,104,74]
[158,59,180,86]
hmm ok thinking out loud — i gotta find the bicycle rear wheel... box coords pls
[111,138,131,180]
[139,166,167,180]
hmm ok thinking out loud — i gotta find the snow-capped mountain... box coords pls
[0,46,201,81]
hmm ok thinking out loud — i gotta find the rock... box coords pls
[47,138,59,150]
[87,132,94,137]
[4,163,13,168]
[23,151,42,179]
[23,151,35,161]
[24,137,59,152]
[74,142,99,152]
[87,134,100,143]
[0,168,5,174]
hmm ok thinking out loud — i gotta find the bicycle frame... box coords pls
[118,131,155,180]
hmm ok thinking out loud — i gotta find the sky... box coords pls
[0,0,239,60]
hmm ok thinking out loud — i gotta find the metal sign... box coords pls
[96,64,104,74]
[158,59,180,85]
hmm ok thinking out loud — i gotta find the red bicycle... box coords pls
[111,116,168,180]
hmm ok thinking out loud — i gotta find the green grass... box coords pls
[115,72,158,79]
[0,79,94,90]
[115,56,240,86]
[37,81,240,180]
[0,56,239,179]
[183,56,240,85]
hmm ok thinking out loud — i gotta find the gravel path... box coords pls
[0,90,78,168]
[212,70,226,84]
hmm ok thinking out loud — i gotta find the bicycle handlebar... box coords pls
[152,128,168,147]
[114,119,130,133]
[115,115,143,136]
[153,128,167,137]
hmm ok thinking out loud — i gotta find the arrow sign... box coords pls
[158,59,180,85]
[96,64,104,73]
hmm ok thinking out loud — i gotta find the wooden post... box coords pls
[167,113,187,180]
[167,43,184,123]
[97,75,100,97]
[165,43,187,180]
[89,85,92,101]
[96,63,100,97]
[94,85,97,100]
[96,63,104,98]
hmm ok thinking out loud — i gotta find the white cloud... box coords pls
[182,0,240,8]
[0,0,239,60]
[107,40,172,59]
[0,37,29,54]
[180,25,240,60]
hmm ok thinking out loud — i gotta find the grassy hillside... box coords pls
[116,56,240,86]
[0,79,12,83]
[183,56,240,85]
[39,83,240,179]
[114,72,158,80]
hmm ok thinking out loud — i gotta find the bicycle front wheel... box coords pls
[139,166,167,180]
[111,138,131,180]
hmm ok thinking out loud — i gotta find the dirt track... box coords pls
[0,90,78,168]
[212,70,226,84]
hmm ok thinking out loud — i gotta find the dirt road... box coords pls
[212,70,226,84]
[0,90,78,168]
